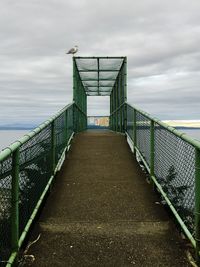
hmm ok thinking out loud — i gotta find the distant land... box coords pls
[0,123,37,130]
[163,120,200,128]
[0,120,200,130]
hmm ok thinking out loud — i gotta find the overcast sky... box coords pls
[0,0,200,125]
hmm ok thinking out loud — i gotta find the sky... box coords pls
[0,0,200,126]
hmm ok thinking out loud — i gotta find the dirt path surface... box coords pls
[25,130,190,266]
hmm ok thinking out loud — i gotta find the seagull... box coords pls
[66,45,78,55]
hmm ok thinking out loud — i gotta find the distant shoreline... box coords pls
[0,126,200,131]
[175,127,200,130]
[0,127,35,130]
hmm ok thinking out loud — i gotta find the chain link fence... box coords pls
[0,103,78,266]
[154,123,195,234]
[126,103,199,253]
[0,156,12,264]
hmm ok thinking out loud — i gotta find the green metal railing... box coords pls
[1,55,199,264]
[126,102,200,262]
[73,58,87,132]
[0,102,86,266]
[110,57,127,133]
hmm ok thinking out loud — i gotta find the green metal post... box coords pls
[124,57,127,132]
[115,87,117,132]
[73,58,76,132]
[111,91,114,130]
[110,95,111,129]
[65,109,68,145]
[150,120,155,189]
[51,121,56,174]
[11,147,20,252]
[118,74,122,132]
[150,120,155,177]
[195,147,200,263]
[97,57,100,95]
[133,109,137,153]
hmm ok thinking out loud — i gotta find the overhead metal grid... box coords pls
[74,57,125,96]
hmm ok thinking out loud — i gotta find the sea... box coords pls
[0,128,200,152]
[0,130,30,151]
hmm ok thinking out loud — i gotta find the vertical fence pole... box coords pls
[195,147,200,263]
[133,109,137,153]
[124,57,127,133]
[150,120,155,176]
[124,103,127,133]
[150,120,155,189]
[11,147,20,252]
[65,109,68,146]
[51,121,56,174]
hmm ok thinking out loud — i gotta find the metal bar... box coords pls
[73,57,76,103]
[73,102,87,116]
[133,109,137,152]
[123,58,127,132]
[65,109,68,144]
[110,102,126,116]
[195,148,200,262]
[11,148,20,253]
[78,69,120,72]
[85,85,113,88]
[81,79,116,81]
[87,94,111,96]
[87,91,112,94]
[97,58,100,95]
[115,82,118,132]
[150,120,155,177]
[86,92,111,94]
[74,56,125,59]
[110,58,125,95]
[51,121,56,175]
[124,57,127,101]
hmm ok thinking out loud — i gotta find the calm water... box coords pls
[182,128,200,141]
[0,128,200,152]
[0,130,29,151]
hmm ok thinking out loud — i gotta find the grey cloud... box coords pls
[0,0,200,125]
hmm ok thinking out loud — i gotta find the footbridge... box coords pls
[0,57,199,266]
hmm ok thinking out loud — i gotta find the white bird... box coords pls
[66,45,78,55]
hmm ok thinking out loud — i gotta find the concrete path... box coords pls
[26,130,190,266]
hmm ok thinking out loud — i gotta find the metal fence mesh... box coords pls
[0,103,75,266]
[67,106,73,140]
[136,111,151,167]
[127,104,134,140]
[55,113,66,165]
[154,124,195,234]
[19,125,52,236]
[126,104,196,238]
[0,156,12,263]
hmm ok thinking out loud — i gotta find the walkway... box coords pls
[25,130,189,266]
